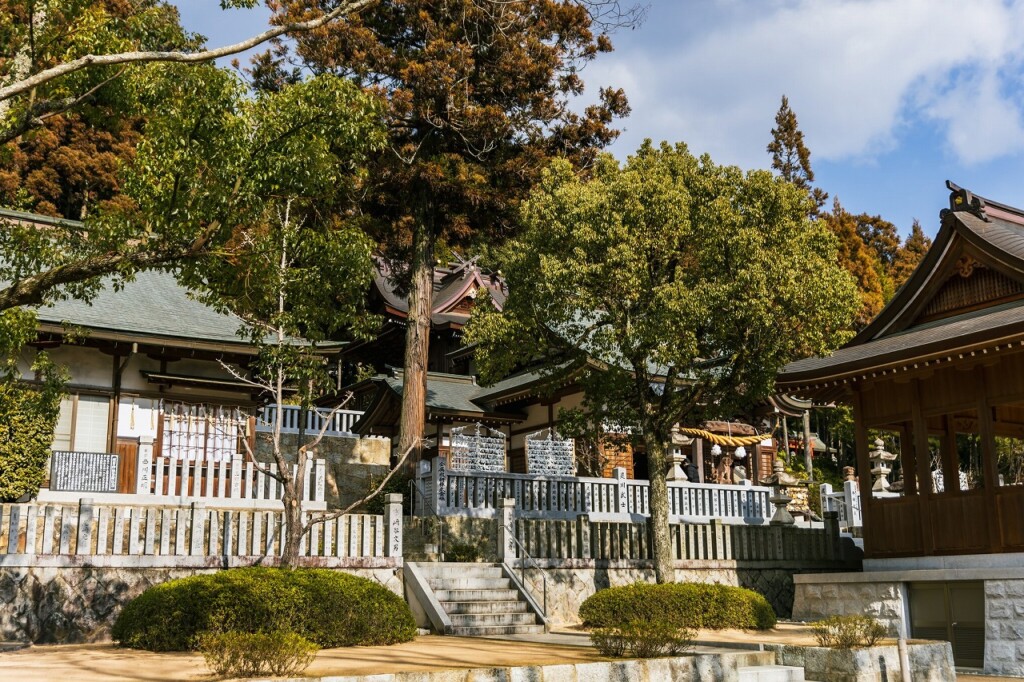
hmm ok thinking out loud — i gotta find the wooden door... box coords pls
[116,438,139,494]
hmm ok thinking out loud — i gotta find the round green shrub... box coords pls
[579,582,776,631]
[112,567,416,651]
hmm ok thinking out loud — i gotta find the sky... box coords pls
[175,0,1024,238]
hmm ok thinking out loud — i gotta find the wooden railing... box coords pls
[147,456,325,506]
[256,405,363,436]
[0,499,402,564]
[418,457,773,524]
[512,515,850,563]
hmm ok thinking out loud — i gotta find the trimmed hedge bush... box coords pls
[199,630,318,677]
[579,582,776,631]
[112,567,416,651]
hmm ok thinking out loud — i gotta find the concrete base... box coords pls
[739,665,806,682]
[765,642,954,682]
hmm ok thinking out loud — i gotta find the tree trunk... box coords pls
[281,478,302,568]
[397,223,435,466]
[645,437,674,584]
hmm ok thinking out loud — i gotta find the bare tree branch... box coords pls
[0,0,378,103]
[303,442,416,532]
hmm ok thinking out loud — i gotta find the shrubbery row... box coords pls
[579,581,777,632]
[112,567,417,651]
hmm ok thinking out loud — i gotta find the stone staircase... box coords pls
[417,562,545,636]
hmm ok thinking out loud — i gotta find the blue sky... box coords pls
[176,0,1024,238]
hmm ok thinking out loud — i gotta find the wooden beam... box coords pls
[911,379,934,555]
[976,367,1003,552]
[852,391,875,556]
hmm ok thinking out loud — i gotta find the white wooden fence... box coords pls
[418,457,774,525]
[819,480,863,532]
[0,499,402,565]
[256,405,363,436]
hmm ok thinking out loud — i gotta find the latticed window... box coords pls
[160,402,249,462]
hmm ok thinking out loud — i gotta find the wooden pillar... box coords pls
[911,379,934,555]
[852,391,874,555]
[694,438,704,484]
[803,410,813,480]
[977,367,1002,551]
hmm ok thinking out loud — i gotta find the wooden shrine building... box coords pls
[779,183,1024,674]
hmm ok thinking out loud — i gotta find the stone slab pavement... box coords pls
[0,635,604,681]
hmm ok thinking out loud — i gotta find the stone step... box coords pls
[738,665,805,682]
[416,565,505,579]
[434,588,521,602]
[428,577,512,591]
[449,612,538,627]
[442,600,531,615]
[451,624,546,637]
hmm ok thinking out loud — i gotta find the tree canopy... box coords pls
[466,141,859,581]
[269,0,632,460]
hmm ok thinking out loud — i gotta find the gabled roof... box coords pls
[779,182,1024,397]
[373,256,507,328]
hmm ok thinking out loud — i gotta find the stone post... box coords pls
[75,498,94,555]
[230,456,243,499]
[819,482,833,514]
[385,493,403,559]
[613,466,628,515]
[823,510,840,560]
[135,436,154,495]
[431,457,447,516]
[314,459,326,503]
[577,514,592,559]
[190,501,206,555]
[498,497,516,562]
[843,479,862,527]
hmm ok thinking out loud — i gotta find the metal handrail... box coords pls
[409,478,445,559]
[503,520,547,617]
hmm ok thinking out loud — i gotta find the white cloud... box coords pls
[587,0,1024,167]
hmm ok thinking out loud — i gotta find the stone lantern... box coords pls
[870,438,897,492]
[766,459,798,526]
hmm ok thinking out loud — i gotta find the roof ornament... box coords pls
[943,180,990,222]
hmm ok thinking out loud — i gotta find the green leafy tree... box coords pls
[0,356,64,501]
[766,95,827,213]
[272,0,634,462]
[466,142,858,581]
[114,71,385,565]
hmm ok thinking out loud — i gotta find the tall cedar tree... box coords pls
[270,0,631,461]
[854,213,901,299]
[0,0,197,219]
[766,95,827,213]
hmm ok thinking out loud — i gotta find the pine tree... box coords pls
[767,95,827,212]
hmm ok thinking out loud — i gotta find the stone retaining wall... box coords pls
[518,560,849,625]
[792,578,906,634]
[985,579,1024,677]
[0,564,401,644]
[251,651,775,682]
[766,642,955,682]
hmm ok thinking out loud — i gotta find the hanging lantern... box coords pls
[733,446,747,460]
[710,444,722,457]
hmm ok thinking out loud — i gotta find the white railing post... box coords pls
[136,437,154,495]
[230,457,243,499]
[613,467,628,516]
[385,493,403,558]
[76,498,94,555]
[498,498,516,562]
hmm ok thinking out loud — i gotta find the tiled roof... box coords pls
[36,269,252,348]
